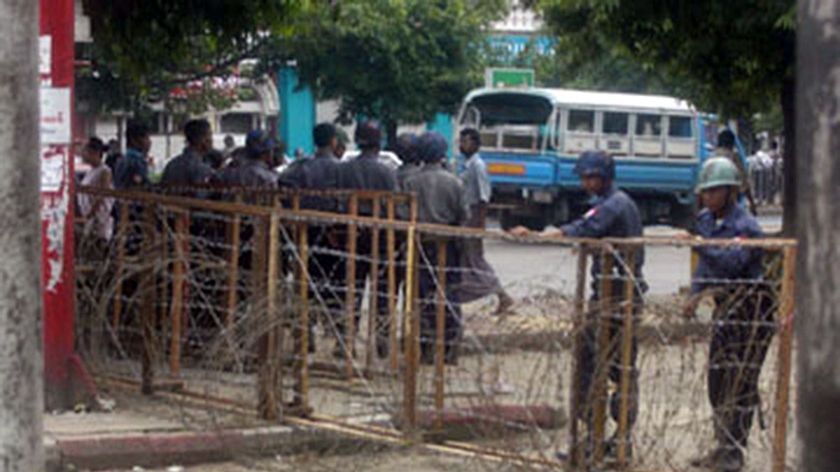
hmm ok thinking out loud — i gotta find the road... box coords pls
[483,214,783,298]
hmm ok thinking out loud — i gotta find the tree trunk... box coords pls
[796,2,840,470]
[0,0,45,470]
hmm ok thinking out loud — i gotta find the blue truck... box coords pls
[455,87,727,230]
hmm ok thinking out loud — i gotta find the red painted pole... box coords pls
[40,0,77,409]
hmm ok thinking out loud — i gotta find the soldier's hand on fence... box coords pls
[507,226,531,238]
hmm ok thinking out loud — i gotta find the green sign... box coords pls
[485,68,535,88]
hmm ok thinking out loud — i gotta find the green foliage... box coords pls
[537,0,795,118]
[78,0,302,114]
[267,0,507,143]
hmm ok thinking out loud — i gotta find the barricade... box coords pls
[74,186,798,471]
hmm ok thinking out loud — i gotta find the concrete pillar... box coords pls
[0,0,45,469]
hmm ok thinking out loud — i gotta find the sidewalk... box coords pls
[43,390,359,472]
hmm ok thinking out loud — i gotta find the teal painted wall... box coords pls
[278,67,315,157]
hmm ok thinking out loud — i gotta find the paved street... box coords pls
[483,214,782,298]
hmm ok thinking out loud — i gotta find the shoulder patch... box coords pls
[584,207,599,219]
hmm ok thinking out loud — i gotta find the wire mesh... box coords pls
[74,186,798,472]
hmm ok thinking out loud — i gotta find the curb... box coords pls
[46,424,376,471]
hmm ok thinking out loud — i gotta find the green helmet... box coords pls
[697,157,741,192]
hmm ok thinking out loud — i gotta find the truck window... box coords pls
[603,112,629,135]
[668,116,693,138]
[568,110,595,133]
[635,114,662,136]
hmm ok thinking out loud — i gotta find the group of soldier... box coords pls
[79,119,772,472]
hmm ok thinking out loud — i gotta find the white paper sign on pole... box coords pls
[41,146,66,192]
[39,36,52,75]
[40,88,71,144]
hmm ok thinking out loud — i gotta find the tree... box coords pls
[269,0,507,146]
[0,0,44,469]
[537,0,797,233]
[77,0,301,114]
[796,2,840,470]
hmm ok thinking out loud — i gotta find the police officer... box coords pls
[337,121,398,358]
[160,119,216,187]
[299,123,344,354]
[403,132,467,364]
[509,150,646,460]
[684,157,773,472]
[217,130,278,188]
[715,130,757,215]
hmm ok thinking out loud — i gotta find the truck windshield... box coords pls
[463,93,553,151]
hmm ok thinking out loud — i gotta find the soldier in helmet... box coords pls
[336,121,398,359]
[509,150,646,462]
[685,157,773,472]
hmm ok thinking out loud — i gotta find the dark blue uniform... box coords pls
[561,184,646,448]
[336,151,398,357]
[691,205,773,463]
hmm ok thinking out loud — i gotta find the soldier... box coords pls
[715,130,757,215]
[403,132,468,364]
[685,157,774,472]
[216,130,278,188]
[160,119,215,187]
[337,121,398,358]
[114,121,151,189]
[299,123,344,354]
[510,150,646,461]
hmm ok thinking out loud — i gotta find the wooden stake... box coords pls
[434,239,448,430]
[772,246,797,472]
[366,198,381,370]
[169,212,187,376]
[225,196,242,363]
[344,195,358,378]
[386,198,398,371]
[616,247,637,469]
[112,201,130,331]
[569,244,589,468]
[592,248,614,464]
[402,225,418,433]
[297,223,311,413]
[140,204,157,395]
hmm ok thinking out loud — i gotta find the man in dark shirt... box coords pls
[114,121,151,189]
[403,131,467,364]
[298,124,344,355]
[510,150,646,461]
[160,119,215,187]
[336,121,397,359]
[217,130,278,188]
[685,157,772,472]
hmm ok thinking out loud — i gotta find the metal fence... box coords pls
[74,186,797,472]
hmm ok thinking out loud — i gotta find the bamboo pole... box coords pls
[255,215,276,420]
[140,203,157,395]
[169,212,187,376]
[225,196,242,364]
[386,198,398,371]
[592,248,614,464]
[112,202,130,331]
[772,246,797,472]
[568,244,589,468]
[344,195,359,378]
[434,239,448,430]
[616,248,637,469]
[402,225,419,433]
[367,198,382,370]
[297,222,311,414]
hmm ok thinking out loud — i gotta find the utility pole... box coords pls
[0,0,45,470]
[797,2,840,471]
